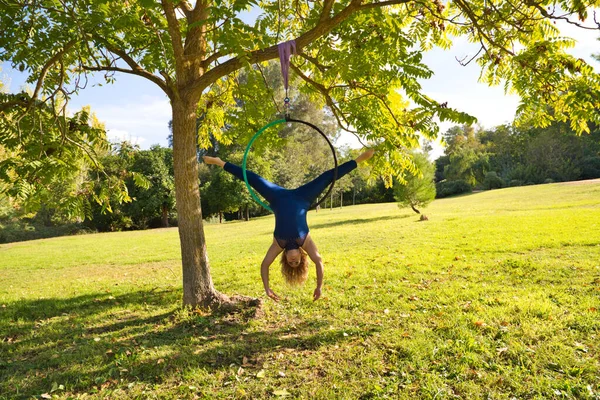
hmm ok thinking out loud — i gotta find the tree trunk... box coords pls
[340,191,343,209]
[330,191,333,210]
[219,211,222,223]
[245,205,249,221]
[411,204,421,214]
[353,186,356,206]
[171,98,220,307]
[161,203,169,227]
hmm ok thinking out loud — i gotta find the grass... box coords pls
[1,181,600,399]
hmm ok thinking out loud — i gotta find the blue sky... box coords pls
[2,10,598,159]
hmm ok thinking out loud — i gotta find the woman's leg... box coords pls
[203,156,281,203]
[296,160,357,203]
[296,149,374,204]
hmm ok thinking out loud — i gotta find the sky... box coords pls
[2,9,599,160]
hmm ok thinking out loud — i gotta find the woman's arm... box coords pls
[301,234,324,301]
[261,238,284,301]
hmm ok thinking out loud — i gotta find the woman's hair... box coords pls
[280,249,309,286]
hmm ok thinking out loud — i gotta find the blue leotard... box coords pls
[223,160,358,250]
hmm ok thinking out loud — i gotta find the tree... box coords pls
[440,125,485,186]
[394,152,436,215]
[125,145,175,229]
[0,96,110,220]
[2,0,599,308]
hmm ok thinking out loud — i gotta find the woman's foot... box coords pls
[355,149,375,164]
[203,155,225,168]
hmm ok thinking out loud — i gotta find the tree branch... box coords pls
[453,0,516,57]
[358,0,412,10]
[298,51,332,73]
[320,0,335,22]
[176,0,193,18]
[201,51,223,69]
[289,63,368,146]
[531,3,600,30]
[81,65,172,97]
[161,0,185,64]
[30,40,78,105]
[188,0,364,97]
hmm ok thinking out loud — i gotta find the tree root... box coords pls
[200,292,264,318]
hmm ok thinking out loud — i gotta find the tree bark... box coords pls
[161,203,169,227]
[171,98,220,307]
[245,205,250,221]
[411,204,421,214]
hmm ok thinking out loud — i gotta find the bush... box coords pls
[580,156,600,179]
[544,178,555,184]
[0,218,93,244]
[435,180,472,198]
[509,179,523,187]
[483,171,504,190]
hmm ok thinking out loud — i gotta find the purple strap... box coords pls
[278,40,296,91]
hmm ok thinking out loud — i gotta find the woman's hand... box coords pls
[313,287,322,301]
[265,288,281,302]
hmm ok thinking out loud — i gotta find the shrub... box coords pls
[544,178,555,184]
[483,171,504,190]
[0,218,93,244]
[435,180,472,198]
[509,179,523,187]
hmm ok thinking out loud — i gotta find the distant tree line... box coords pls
[435,122,600,197]
[4,117,600,242]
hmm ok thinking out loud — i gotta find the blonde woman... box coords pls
[203,149,374,301]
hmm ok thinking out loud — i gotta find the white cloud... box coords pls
[105,129,147,147]
[72,95,172,149]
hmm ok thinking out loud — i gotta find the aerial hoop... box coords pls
[242,40,338,212]
[242,115,338,212]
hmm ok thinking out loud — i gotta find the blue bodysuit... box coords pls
[224,160,358,250]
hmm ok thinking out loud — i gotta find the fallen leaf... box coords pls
[157,358,164,365]
[256,369,265,378]
[278,371,286,377]
[400,313,411,318]
[589,307,597,312]
[383,309,390,314]
[474,320,486,327]
[574,342,588,353]
[41,394,51,399]
[273,389,291,397]
[237,367,244,376]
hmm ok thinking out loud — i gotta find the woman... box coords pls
[203,148,374,301]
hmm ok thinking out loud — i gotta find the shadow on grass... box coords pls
[310,214,411,230]
[0,290,376,398]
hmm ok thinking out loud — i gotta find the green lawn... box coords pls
[1,181,599,399]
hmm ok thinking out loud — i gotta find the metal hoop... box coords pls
[242,117,338,212]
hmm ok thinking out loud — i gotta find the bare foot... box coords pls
[203,156,225,167]
[355,149,375,164]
